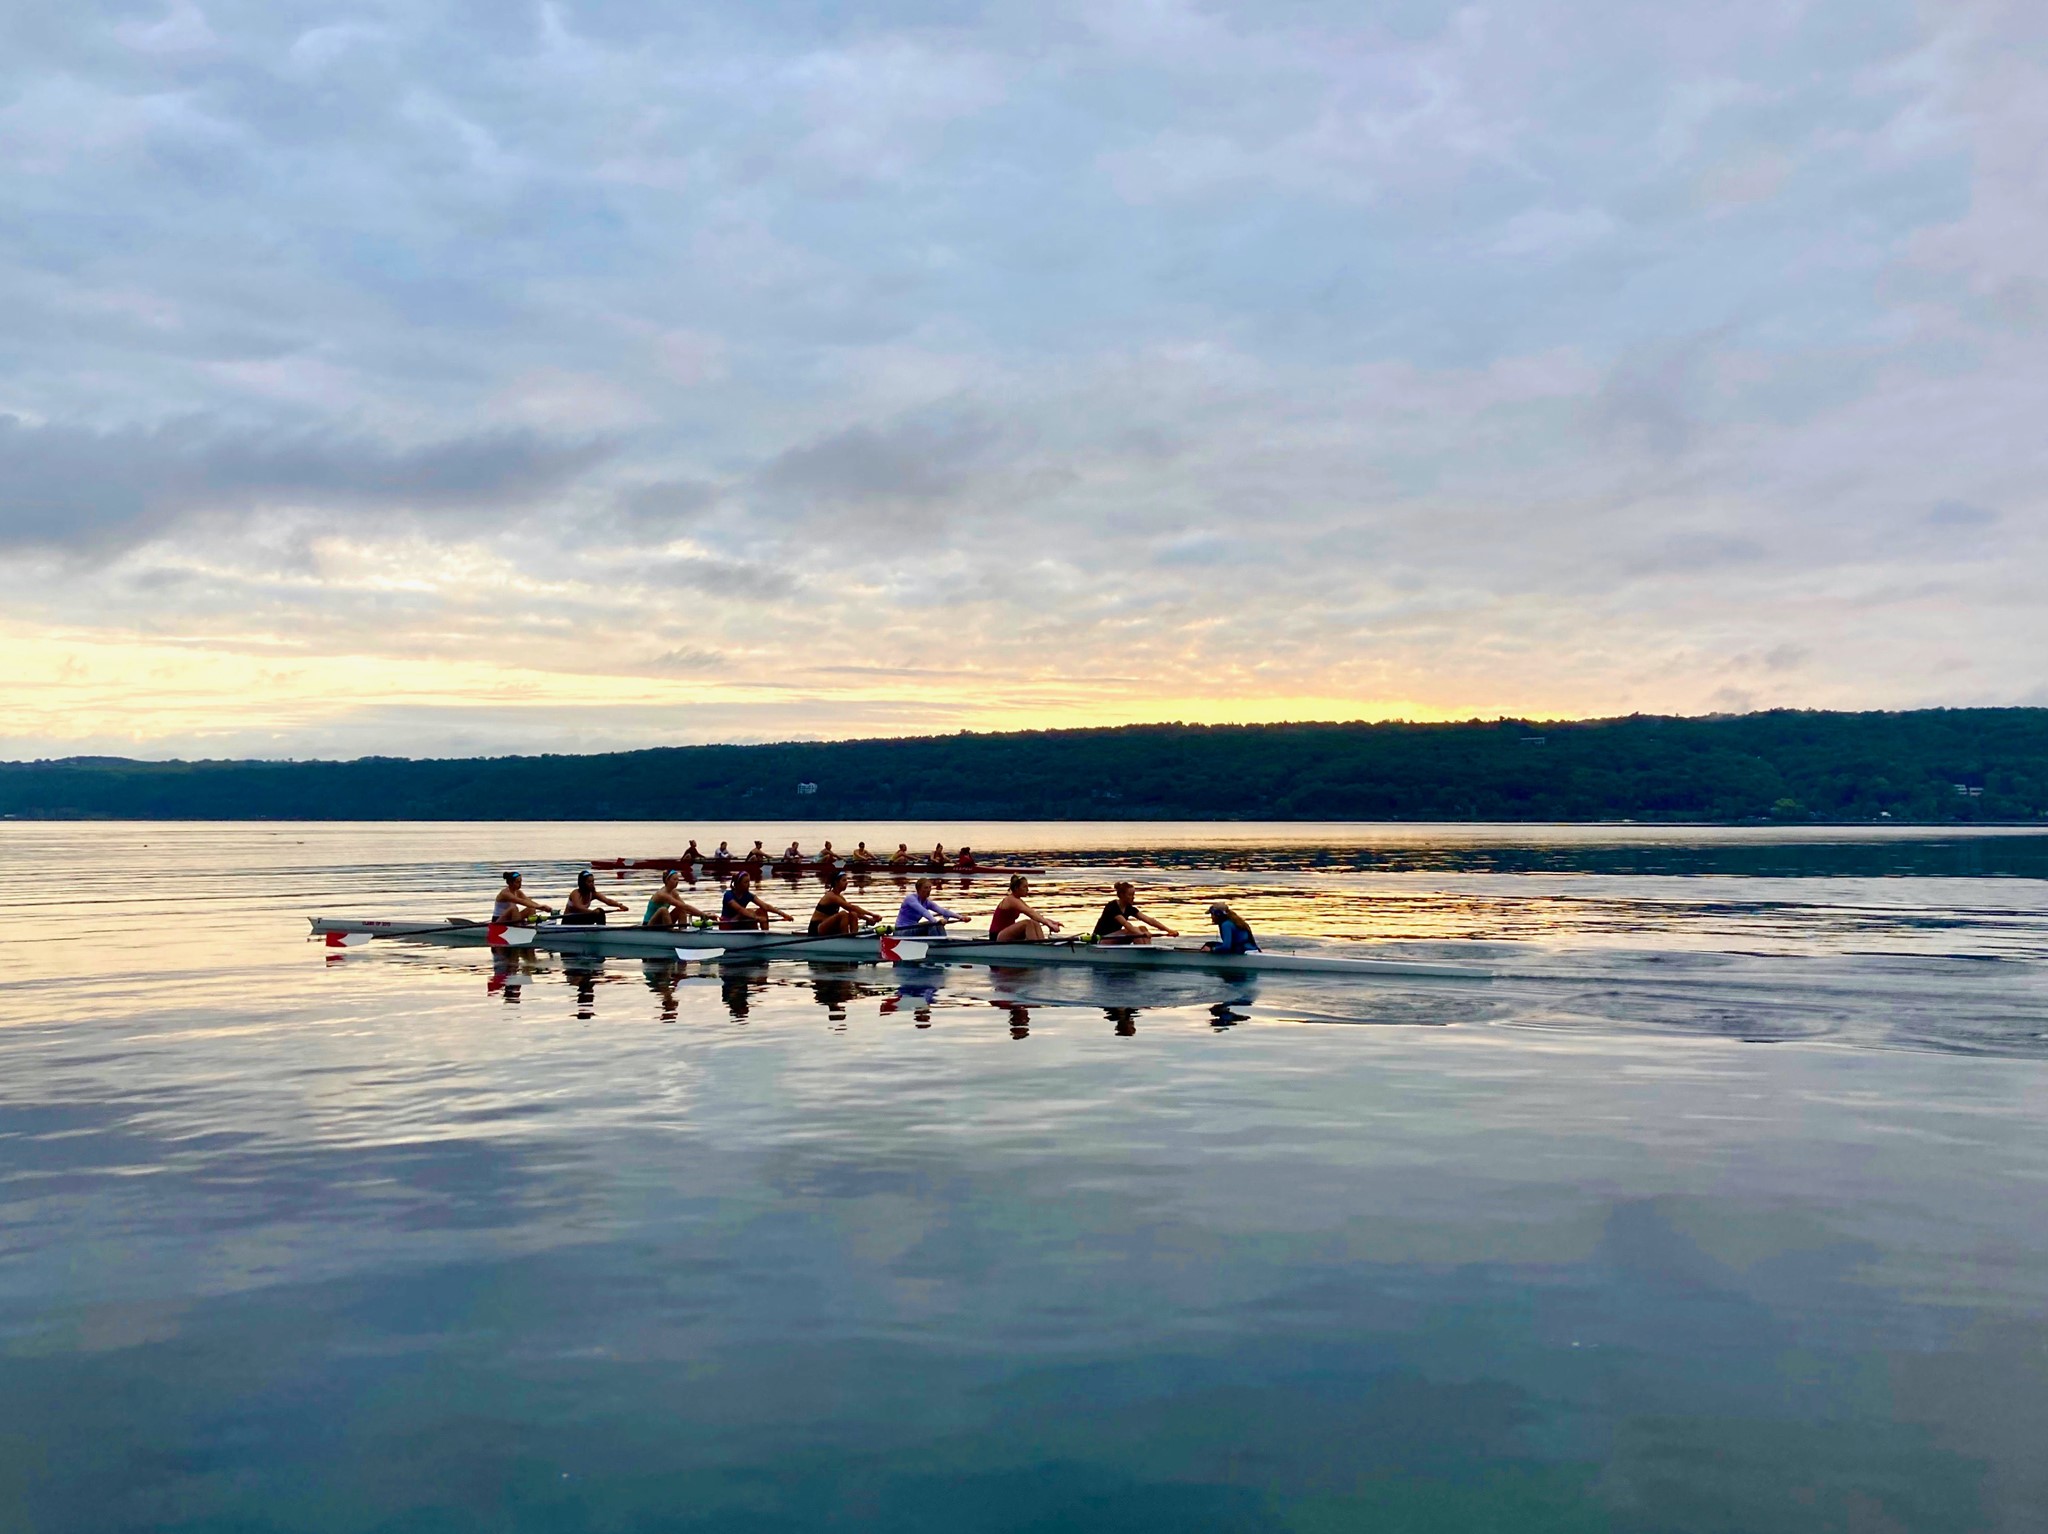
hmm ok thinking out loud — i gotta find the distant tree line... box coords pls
[3,709,2047,822]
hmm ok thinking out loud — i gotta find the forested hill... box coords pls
[4,710,2047,822]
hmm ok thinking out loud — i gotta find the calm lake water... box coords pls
[3,821,2046,1532]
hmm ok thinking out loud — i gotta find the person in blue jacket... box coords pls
[1202,902,1259,955]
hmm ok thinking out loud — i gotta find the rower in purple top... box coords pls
[989,875,1063,943]
[895,878,965,937]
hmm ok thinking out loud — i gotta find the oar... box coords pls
[321,919,536,949]
[675,947,726,964]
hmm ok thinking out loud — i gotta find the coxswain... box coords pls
[644,870,714,931]
[1092,881,1177,945]
[887,843,912,872]
[1201,902,1259,955]
[895,877,965,936]
[721,871,789,931]
[989,875,1063,943]
[492,871,554,926]
[808,870,881,936]
[563,870,629,926]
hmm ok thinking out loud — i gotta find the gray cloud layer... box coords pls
[2,0,2045,752]
[0,415,610,549]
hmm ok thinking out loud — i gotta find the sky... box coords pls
[2,0,2044,760]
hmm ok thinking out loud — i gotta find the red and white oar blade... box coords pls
[676,948,725,964]
[486,924,536,948]
[323,930,373,948]
[881,937,929,963]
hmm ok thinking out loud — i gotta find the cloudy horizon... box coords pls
[3,0,2043,760]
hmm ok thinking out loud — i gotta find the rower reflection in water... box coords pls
[719,969,766,1019]
[488,947,535,999]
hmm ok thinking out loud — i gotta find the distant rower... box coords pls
[888,844,912,872]
[848,841,876,867]
[681,839,703,867]
[1092,881,1177,945]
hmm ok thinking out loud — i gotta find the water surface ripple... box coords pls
[2,822,2045,1532]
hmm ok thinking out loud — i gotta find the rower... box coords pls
[928,843,947,870]
[888,843,912,872]
[743,841,768,875]
[954,846,979,870]
[808,870,881,936]
[712,840,733,867]
[721,871,789,931]
[990,874,1063,943]
[780,840,803,868]
[681,839,703,868]
[644,869,714,931]
[492,871,554,926]
[563,870,629,926]
[895,877,964,937]
[1092,881,1177,945]
[1201,902,1259,955]
[848,841,876,868]
[817,841,839,875]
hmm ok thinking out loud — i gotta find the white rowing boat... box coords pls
[308,916,1492,983]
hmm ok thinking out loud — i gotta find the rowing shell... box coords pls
[308,917,1491,982]
[590,857,1044,877]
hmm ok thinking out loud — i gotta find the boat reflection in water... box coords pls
[444,946,1272,1035]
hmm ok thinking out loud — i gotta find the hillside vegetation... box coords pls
[4,710,2046,822]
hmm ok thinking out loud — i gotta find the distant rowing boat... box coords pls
[590,857,1045,878]
[309,916,1492,982]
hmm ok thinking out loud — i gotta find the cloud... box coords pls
[2,0,2048,752]
[0,415,611,552]
[754,412,1003,531]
